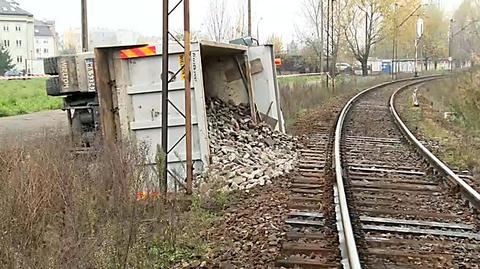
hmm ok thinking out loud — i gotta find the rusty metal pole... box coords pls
[81,0,88,52]
[162,0,169,193]
[184,0,193,195]
[248,0,252,36]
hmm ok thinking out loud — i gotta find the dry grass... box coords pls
[0,136,214,268]
[399,67,480,171]
[279,74,405,130]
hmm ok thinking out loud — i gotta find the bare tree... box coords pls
[232,1,247,39]
[205,0,231,42]
[344,0,386,76]
[298,0,324,72]
[298,0,347,74]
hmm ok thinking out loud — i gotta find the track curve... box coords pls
[335,77,480,268]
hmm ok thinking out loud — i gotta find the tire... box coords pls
[44,57,59,75]
[46,77,62,96]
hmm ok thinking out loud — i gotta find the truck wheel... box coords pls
[46,77,62,96]
[44,57,59,75]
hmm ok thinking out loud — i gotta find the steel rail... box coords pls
[333,75,443,269]
[390,81,480,209]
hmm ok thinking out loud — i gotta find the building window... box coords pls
[43,48,48,54]
[15,25,21,31]
[17,56,23,63]
[36,48,40,54]
[3,40,10,47]
[3,25,9,32]
[16,40,22,47]
[43,40,48,44]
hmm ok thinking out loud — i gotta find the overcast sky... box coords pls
[19,0,462,42]
[19,0,301,42]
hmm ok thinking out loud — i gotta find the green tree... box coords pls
[0,46,14,75]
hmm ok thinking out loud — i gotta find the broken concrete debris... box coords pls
[197,98,298,191]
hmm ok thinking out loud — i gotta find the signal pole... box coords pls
[81,0,88,52]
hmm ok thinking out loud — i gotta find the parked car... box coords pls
[336,63,353,75]
[4,69,23,77]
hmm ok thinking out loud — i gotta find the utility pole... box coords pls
[320,0,324,73]
[331,0,335,92]
[448,18,453,72]
[248,0,252,36]
[392,3,398,80]
[81,0,88,52]
[326,0,330,89]
[184,0,193,194]
[161,0,169,193]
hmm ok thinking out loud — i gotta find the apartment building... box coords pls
[0,0,34,72]
[34,19,58,59]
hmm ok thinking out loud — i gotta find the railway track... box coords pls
[276,76,480,268]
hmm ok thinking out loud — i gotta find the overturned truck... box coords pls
[45,41,284,190]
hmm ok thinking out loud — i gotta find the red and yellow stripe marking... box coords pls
[120,46,157,59]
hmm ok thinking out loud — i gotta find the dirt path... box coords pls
[0,110,68,147]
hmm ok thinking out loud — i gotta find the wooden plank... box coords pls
[292,188,322,194]
[357,208,460,219]
[350,181,441,192]
[288,211,324,219]
[282,243,337,255]
[95,48,117,145]
[276,258,338,268]
[349,175,434,185]
[360,216,474,230]
[363,224,480,240]
[285,218,324,226]
[348,166,425,176]
[290,196,323,202]
[291,183,323,189]
[292,177,323,184]
[286,232,328,240]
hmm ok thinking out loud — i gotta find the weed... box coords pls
[0,135,216,268]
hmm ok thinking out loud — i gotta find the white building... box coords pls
[34,20,57,59]
[0,0,34,73]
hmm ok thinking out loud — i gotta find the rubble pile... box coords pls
[199,98,298,191]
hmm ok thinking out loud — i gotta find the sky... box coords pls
[18,0,300,42]
[19,0,463,42]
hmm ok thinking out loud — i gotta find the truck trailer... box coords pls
[44,41,284,190]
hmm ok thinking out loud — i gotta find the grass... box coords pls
[0,78,62,117]
[399,67,480,171]
[278,74,405,131]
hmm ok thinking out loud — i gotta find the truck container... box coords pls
[95,41,284,190]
